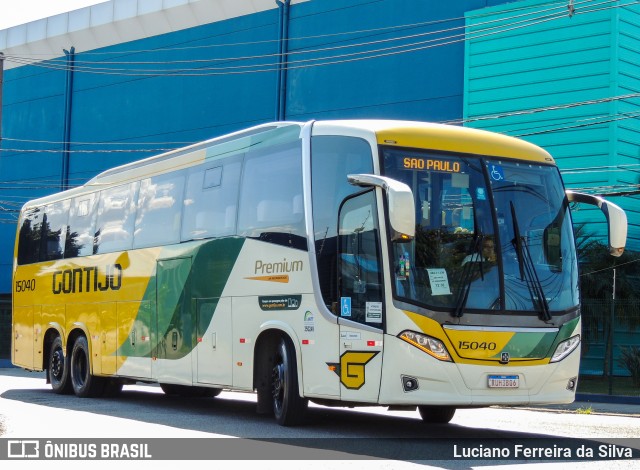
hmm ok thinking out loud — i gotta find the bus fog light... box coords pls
[402,375,419,392]
[550,335,580,363]
[398,330,452,362]
[566,376,577,391]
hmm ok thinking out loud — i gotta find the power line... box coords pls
[2,91,638,150]
[1,0,590,59]
[580,258,640,277]
[4,0,633,76]
[0,1,637,199]
[445,93,640,126]
[0,147,174,154]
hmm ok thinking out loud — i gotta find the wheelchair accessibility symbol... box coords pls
[341,297,352,317]
[489,164,505,181]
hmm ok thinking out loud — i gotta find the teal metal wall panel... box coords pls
[0,0,518,294]
[285,0,491,121]
[0,8,282,294]
[464,0,640,252]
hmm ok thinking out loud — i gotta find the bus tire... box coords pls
[418,405,456,424]
[70,336,105,398]
[271,337,308,426]
[48,336,72,394]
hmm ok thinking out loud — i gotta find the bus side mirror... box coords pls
[347,174,415,242]
[566,190,627,257]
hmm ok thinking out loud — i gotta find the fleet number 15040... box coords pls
[15,278,36,292]
[458,341,497,350]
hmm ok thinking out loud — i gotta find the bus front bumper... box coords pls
[378,335,580,407]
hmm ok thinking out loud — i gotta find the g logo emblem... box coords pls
[328,351,379,390]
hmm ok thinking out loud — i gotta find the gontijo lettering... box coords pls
[52,264,123,294]
[403,157,460,172]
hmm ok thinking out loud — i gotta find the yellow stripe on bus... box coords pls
[376,124,554,163]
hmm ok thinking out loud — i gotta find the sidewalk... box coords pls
[504,394,640,418]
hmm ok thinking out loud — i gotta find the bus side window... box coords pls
[42,200,70,261]
[310,135,374,313]
[134,172,185,249]
[237,140,305,247]
[94,182,139,255]
[66,194,98,258]
[17,207,44,265]
[181,159,241,241]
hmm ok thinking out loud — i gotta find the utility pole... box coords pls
[608,267,616,395]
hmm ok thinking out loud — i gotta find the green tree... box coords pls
[576,223,640,378]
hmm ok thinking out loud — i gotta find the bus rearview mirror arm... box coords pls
[566,190,627,257]
[348,174,416,242]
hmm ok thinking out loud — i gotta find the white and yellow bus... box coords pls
[12,120,627,426]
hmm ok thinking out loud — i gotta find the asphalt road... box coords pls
[0,367,638,469]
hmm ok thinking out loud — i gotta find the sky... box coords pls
[0,0,106,30]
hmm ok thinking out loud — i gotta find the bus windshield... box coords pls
[381,147,579,315]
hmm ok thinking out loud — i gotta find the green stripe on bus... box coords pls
[489,317,579,360]
[117,237,244,359]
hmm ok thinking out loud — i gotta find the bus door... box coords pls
[337,190,384,403]
[155,257,194,384]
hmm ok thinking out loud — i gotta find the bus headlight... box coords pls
[550,335,580,363]
[398,330,452,362]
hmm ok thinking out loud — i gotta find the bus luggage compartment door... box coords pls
[155,257,193,384]
[196,297,232,385]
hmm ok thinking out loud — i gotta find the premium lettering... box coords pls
[254,258,303,275]
[52,264,122,294]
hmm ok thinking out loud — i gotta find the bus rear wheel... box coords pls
[48,336,72,394]
[271,337,307,426]
[70,336,105,398]
[418,405,456,424]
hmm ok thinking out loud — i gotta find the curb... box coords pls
[576,393,640,406]
[507,405,640,418]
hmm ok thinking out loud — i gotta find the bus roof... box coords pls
[312,120,554,164]
[22,119,553,209]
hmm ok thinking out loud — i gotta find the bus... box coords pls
[12,120,627,426]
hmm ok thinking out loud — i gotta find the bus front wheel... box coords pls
[418,405,456,424]
[271,337,308,426]
[48,336,72,394]
[70,336,105,398]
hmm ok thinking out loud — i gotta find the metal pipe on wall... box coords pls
[0,52,4,144]
[62,47,75,191]
[275,0,291,121]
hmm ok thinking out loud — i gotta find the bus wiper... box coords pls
[510,202,525,279]
[453,233,483,318]
[510,202,551,321]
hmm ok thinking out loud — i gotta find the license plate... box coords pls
[488,375,519,388]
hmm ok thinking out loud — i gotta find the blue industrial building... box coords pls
[1,0,638,367]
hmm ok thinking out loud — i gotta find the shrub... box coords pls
[618,346,640,387]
